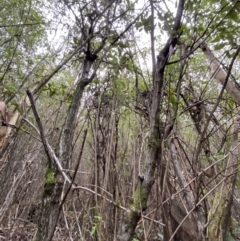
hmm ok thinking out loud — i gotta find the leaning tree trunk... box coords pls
[199,41,240,104]
[35,57,95,241]
[117,1,185,240]
[208,108,240,240]
[200,43,240,241]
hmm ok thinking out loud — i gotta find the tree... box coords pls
[0,0,240,240]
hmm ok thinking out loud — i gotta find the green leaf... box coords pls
[226,7,239,21]
[118,41,129,49]
[73,37,79,45]
[214,43,226,50]
[211,35,221,43]
[90,226,96,237]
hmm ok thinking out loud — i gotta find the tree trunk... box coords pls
[117,1,185,240]
[199,41,240,104]
[208,109,240,241]
[200,41,240,241]
[36,58,94,241]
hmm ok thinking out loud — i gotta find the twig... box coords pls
[168,168,239,241]
[59,129,88,211]
[26,90,165,227]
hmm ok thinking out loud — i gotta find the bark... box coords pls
[207,109,240,241]
[59,58,93,167]
[0,97,31,222]
[35,58,94,241]
[199,42,240,104]
[200,43,240,240]
[36,181,63,241]
[117,1,185,240]
[169,139,203,241]
[170,198,198,239]
[0,156,28,223]
[0,106,19,149]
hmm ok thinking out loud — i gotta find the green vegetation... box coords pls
[0,0,239,240]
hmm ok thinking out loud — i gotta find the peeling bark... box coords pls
[0,96,29,151]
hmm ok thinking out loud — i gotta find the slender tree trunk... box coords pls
[199,42,240,104]
[36,58,94,241]
[200,42,240,241]
[117,1,185,240]
[208,108,240,241]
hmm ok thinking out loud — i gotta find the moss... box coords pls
[45,168,55,184]
[132,184,148,212]
[43,168,56,197]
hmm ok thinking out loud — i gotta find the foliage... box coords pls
[0,0,240,240]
